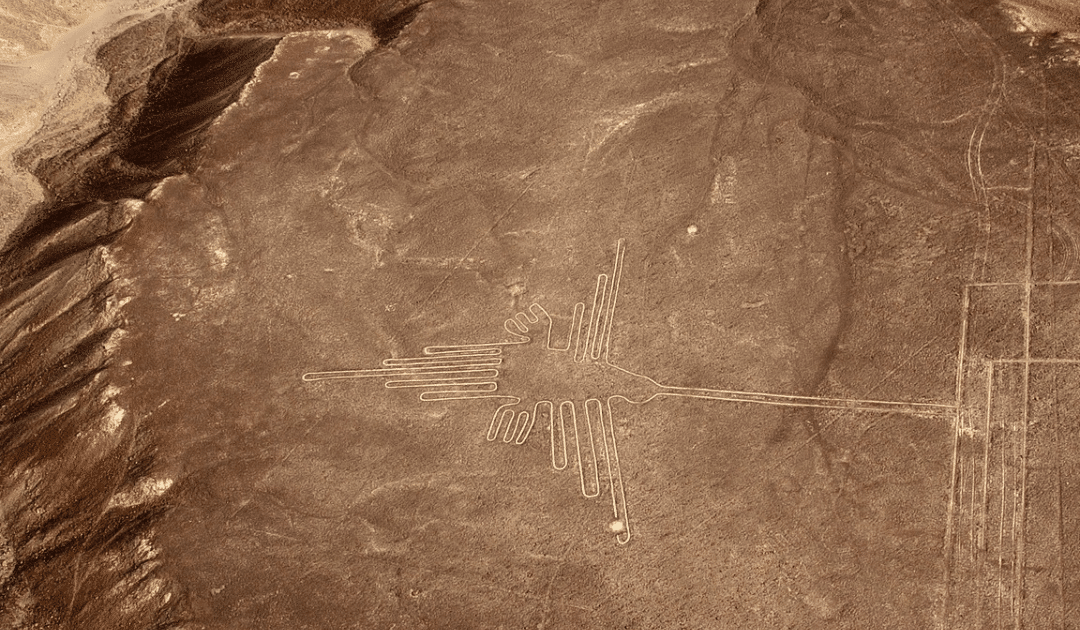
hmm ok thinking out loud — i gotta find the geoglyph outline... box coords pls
[304,239,956,545]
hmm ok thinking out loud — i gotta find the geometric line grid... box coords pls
[939,95,1080,629]
[944,139,1080,630]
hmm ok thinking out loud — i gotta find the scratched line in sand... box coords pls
[304,239,956,546]
[943,129,1080,629]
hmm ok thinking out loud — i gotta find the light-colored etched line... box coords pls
[387,379,500,390]
[1053,375,1066,629]
[383,360,503,371]
[649,382,954,416]
[421,389,513,403]
[982,364,994,532]
[380,368,500,380]
[555,401,573,471]
[573,302,586,360]
[580,274,608,362]
[585,399,607,490]
[528,303,557,351]
[514,409,535,444]
[421,345,506,356]
[590,276,609,361]
[944,284,972,617]
[423,322,531,354]
[506,317,529,335]
[591,399,615,510]
[970,425,979,566]
[586,362,954,415]
[975,116,990,203]
[602,239,626,363]
[384,355,501,366]
[943,425,961,620]
[966,111,983,202]
[602,397,630,545]
[489,406,516,441]
[970,108,989,282]
[422,345,504,357]
[528,402,552,448]
[570,400,600,498]
[957,455,966,574]
[414,174,538,310]
[991,358,1080,365]
[418,382,499,395]
[386,363,501,373]
[584,400,606,498]
[1009,389,1021,626]
[383,362,502,373]
[1048,144,1070,630]
[515,307,540,330]
[972,45,1005,284]
[998,376,1007,630]
[977,361,993,626]
[502,412,520,443]
[551,303,585,353]
[964,280,1080,287]
[385,374,499,389]
[985,185,1035,193]
[388,354,501,365]
[302,363,500,381]
[549,401,568,469]
[1015,142,1036,630]
[957,285,971,410]
[503,411,525,443]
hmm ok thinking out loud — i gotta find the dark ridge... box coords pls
[18,131,139,206]
[119,36,280,171]
[0,326,118,419]
[0,202,134,289]
[0,248,104,332]
[0,9,285,628]
[8,33,278,208]
[0,286,112,382]
[192,0,428,44]
[372,1,428,44]
[7,419,123,559]
[5,201,106,255]
[73,153,170,202]
[0,1,394,626]
[0,305,110,398]
[0,375,105,465]
[95,13,178,102]
[194,0,383,31]
[0,374,88,436]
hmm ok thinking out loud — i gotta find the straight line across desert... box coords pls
[3,1,1080,628]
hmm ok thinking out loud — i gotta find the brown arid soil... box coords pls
[3,0,1080,629]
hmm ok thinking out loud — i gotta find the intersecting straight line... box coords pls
[968,280,1080,287]
[1048,171,1068,630]
[998,361,1007,630]
[977,359,993,625]
[650,387,954,416]
[1014,140,1036,630]
[992,358,1080,365]
[944,283,971,618]
[415,171,539,311]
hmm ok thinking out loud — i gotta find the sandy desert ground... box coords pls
[3,0,1080,628]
